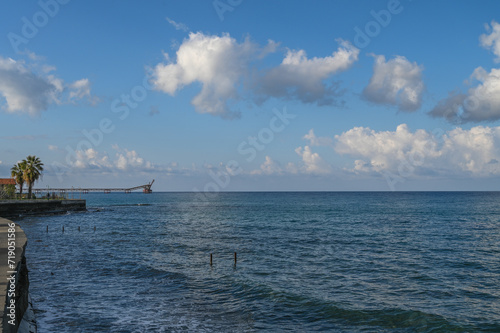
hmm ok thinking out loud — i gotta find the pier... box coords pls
[33,180,155,195]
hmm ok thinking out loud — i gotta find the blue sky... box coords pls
[1,0,500,191]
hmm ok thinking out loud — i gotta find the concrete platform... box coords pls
[0,200,86,219]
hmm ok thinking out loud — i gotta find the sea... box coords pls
[14,192,500,332]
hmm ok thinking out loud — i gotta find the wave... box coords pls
[229,280,474,331]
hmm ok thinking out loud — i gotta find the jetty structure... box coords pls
[33,180,155,194]
[0,181,155,218]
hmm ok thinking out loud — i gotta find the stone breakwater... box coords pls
[0,218,35,333]
[0,200,86,219]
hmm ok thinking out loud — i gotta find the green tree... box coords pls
[23,155,44,199]
[5,184,15,199]
[11,161,26,198]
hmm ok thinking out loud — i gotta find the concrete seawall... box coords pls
[0,200,86,219]
[0,218,35,333]
[0,200,86,332]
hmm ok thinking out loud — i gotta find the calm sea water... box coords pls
[14,192,500,332]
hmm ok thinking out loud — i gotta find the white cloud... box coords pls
[251,156,283,175]
[335,124,439,173]
[42,65,56,73]
[429,67,500,123]
[249,149,332,176]
[114,147,151,171]
[303,129,333,146]
[68,147,153,172]
[256,40,359,105]
[166,17,189,32]
[68,78,91,101]
[335,124,500,176]
[72,148,112,170]
[152,33,358,118]
[248,153,329,176]
[363,55,425,112]
[26,51,42,61]
[0,57,56,115]
[152,32,258,118]
[0,55,96,115]
[295,146,332,174]
[48,145,59,151]
[480,20,500,62]
[428,91,467,123]
[431,22,500,123]
[442,126,500,175]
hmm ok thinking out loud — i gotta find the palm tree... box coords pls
[23,155,44,199]
[11,161,26,198]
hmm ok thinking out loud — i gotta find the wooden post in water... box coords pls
[94,226,96,232]
[46,225,48,233]
[210,253,213,266]
[78,226,80,232]
[234,252,237,265]
[62,225,64,233]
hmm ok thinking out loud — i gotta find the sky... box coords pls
[1,0,500,191]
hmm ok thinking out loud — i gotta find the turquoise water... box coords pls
[15,192,500,332]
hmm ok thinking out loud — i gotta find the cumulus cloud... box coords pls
[335,124,440,173]
[152,33,358,118]
[68,146,153,172]
[480,20,500,62]
[303,129,333,146]
[152,32,259,118]
[430,22,500,123]
[335,124,500,176]
[295,146,332,174]
[429,67,500,123]
[442,126,500,175]
[0,56,96,115]
[114,147,152,171]
[363,55,425,112]
[428,91,468,123]
[71,148,112,170]
[0,57,56,115]
[251,156,283,175]
[255,40,359,105]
